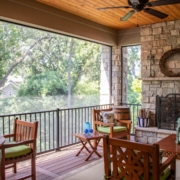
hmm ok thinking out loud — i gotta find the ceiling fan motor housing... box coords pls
[129,0,148,11]
[129,0,149,5]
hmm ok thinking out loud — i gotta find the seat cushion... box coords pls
[4,141,32,159]
[159,168,171,180]
[97,126,127,133]
[141,167,170,180]
[109,166,170,180]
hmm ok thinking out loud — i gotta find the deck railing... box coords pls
[0,103,141,154]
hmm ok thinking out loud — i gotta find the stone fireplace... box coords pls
[135,19,180,144]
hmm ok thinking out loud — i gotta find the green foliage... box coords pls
[0,22,45,81]
[131,78,142,103]
[17,35,101,97]
[18,71,67,96]
[74,81,100,95]
[125,45,141,104]
[132,79,142,93]
[0,21,102,113]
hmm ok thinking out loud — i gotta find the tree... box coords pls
[131,79,142,103]
[0,21,101,97]
[0,22,54,87]
[68,38,73,107]
[17,36,101,97]
[126,45,141,104]
[0,21,102,113]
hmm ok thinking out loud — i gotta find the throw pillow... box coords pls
[101,110,115,124]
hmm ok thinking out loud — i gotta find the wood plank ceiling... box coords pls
[36,0,180,30]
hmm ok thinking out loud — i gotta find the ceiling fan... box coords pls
[97,0,180,21]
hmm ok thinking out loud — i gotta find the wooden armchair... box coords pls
[0,117,38,180]
[103,135,176,180]
[92,108,131,140]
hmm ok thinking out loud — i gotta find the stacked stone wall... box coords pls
[100,46,111,104]
[111,46,122,105]
[141,20,180,126]
[122,47,128,103]
[101,45,127,106]
[135,126,175,144]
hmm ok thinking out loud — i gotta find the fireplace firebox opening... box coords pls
[156,93,180,130]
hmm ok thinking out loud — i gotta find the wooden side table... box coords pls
[73,133,103,161]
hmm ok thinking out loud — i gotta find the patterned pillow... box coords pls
[101,111,115,124]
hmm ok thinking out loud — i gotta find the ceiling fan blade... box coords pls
[144,8,168,19]
[97,6,131,10]
[120,10,135,21]
[147,0,180,7]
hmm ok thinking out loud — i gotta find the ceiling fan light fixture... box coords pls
[120,10,135,21]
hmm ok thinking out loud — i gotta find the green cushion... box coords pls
[97,126,127,133]
[108,167,170,180]
[138,167,170,180]
[3,141,32,159]
[159,168,171,180]
[141,167,170,180]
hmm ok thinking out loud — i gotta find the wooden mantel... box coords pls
[139,77,180,81]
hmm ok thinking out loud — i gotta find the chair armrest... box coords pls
[118,120,132,124]
[1,139,34,149]
[160,154,176,173]
[4,134,15,138]
[95,121,115,127]
[118,120,131,132]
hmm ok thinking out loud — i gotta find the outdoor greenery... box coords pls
[126,45,141,104]
[0,21,141,115]
[0,22,102,114]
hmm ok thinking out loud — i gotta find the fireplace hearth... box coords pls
[156,93,180,130]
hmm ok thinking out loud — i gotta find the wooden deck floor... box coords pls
[5,135,180,180]
[5,143,104,180]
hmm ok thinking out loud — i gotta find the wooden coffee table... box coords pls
[73,133,103,161]
[157,134,180,159]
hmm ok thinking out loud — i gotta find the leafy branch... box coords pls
[0,36,51,88]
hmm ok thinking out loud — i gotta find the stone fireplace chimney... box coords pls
[140,20,180,127]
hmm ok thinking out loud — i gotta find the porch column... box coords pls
[100,45,126,106]
[100,46,111,104]
[111,46,122,105]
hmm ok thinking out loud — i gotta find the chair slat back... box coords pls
[103,135,160,180]
[14,118,38,149]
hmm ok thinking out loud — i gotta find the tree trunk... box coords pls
[68,38,73,108]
